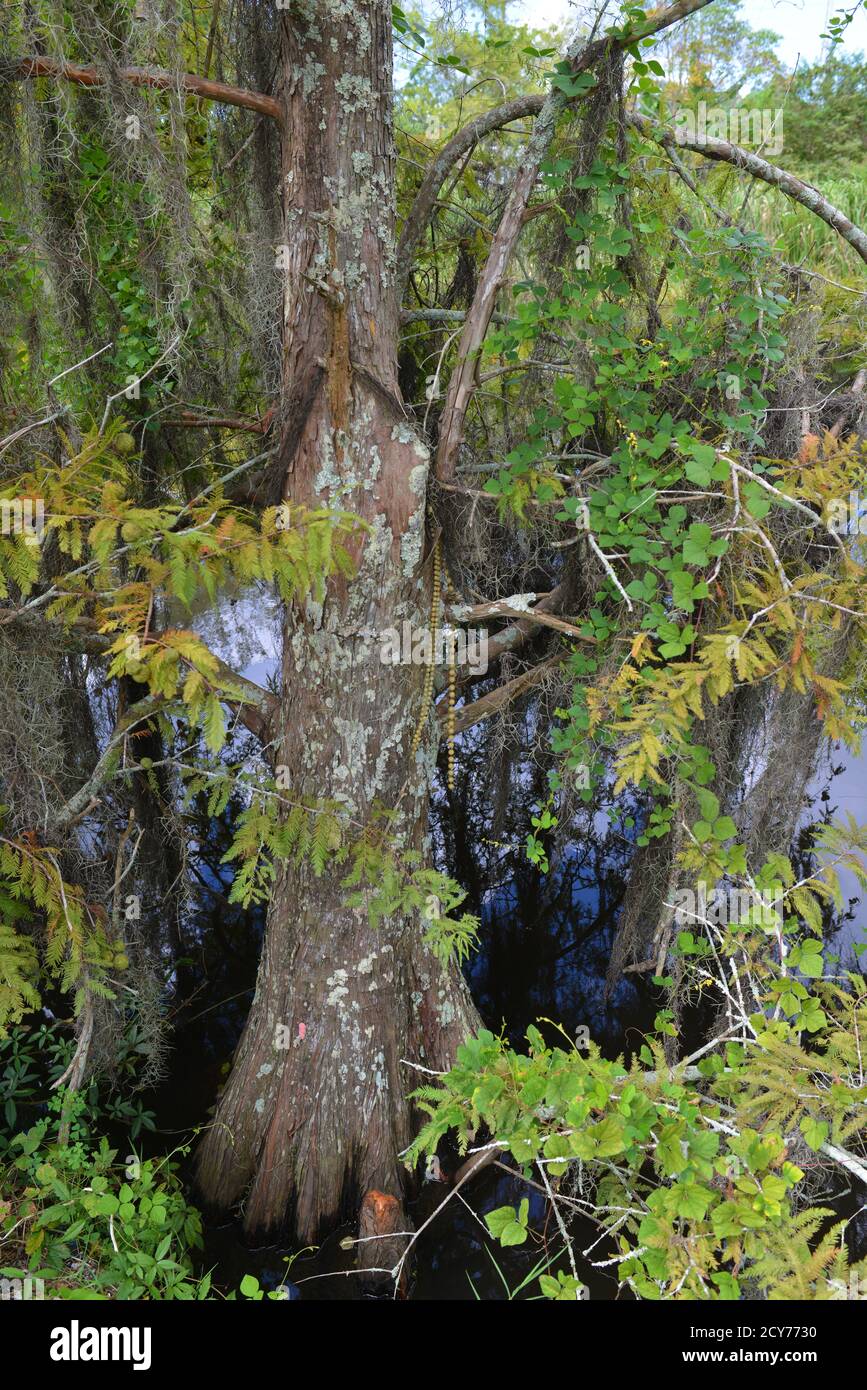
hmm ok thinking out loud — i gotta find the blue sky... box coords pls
[512,1,867,67]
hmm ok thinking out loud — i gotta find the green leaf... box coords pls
[798,948,824,978]
[682,442,716,486]
[682,523,712,566]
[673,1183,713,1220]
[499,1220,528,1247]
[485,1199,529,1246]
[203,696,227,754]
[551,70,597,98]
[696,789,720,823]
[712,816,737,841]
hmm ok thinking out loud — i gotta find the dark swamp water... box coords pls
[133,754,867,1301]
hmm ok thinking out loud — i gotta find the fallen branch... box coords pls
[160,409,274,434]
[51,694,166,832]
[459,584,568,678]
[448,591,595,642]
[442,653,560,736]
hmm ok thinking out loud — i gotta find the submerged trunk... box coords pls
[196,772,478,1243]
[196,1,479,1243]
[195,378,479,1241]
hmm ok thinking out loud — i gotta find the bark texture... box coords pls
[196,0,478,1244]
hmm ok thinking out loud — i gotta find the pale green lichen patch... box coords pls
[334,73,375,119]
[332,716,374,788]
[391,423,419,447]
[401,456,430,576]
[301,59,326,98]
[325,969,350,1006]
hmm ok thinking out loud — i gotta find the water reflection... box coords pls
[145,757,866,1299]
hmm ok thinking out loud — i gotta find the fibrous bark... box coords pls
[195,0,478,1243]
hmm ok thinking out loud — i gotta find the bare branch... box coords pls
[433,0,716,483]
[442,654,560,736]
[466,584,567,673]
[100,333,182,433]
[396,96,543,298]
[449,592,595,641]
[48,343,113,388]
[629,113,867,267]
[51,693,166,832]
[586,531,634,611]
[448,591,549,621]
[9,55,282,124]
[160,410,273,433]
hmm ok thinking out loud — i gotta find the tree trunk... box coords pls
[196,1,479,1244]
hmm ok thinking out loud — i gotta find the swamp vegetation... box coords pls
[1,0,867,1305]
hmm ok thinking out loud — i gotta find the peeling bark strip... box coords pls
[10,56,282,123]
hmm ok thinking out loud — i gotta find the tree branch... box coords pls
[441,654,560,736]
[396,96,543,299]
[464,584,568,676]
[5,614,278,744]
[160,409,274,433]
[9,55,282,124]
[51,693,166,832]
[629,113,867,267]
[448,591,595,642]
[448,591,550,622]
[49,654,278,830]
[209,653,279,744]
[433,0,716,483]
